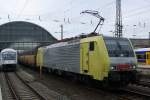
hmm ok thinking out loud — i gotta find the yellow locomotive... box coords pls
[19,35,138,85]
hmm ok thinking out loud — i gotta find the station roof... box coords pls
[0,21,57,51]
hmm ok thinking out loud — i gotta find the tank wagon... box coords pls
[1,48,17,71]
[19,35,138,86]
[19,50,36,67]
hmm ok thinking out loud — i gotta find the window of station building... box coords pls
[89,42,94,51]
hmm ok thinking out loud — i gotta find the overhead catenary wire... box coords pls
[0,0,149,23]
[17,0,29,19]
[0,0,150,38]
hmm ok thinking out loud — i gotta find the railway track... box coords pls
[82,84,146,100]
[9,65,149,100]
[137,80,150,88]
[19,66,150,100]
[0,72,45,100]
[0,70,71,100]
[0,72,16,100]
[120,84,150,99]
[5,73,19,100]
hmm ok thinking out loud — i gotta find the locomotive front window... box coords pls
[2,52,16,60]
[118,40,134,57]
[104,38,134,57]
[104,40,119,57]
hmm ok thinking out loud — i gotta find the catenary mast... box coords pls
[115,0,123,37]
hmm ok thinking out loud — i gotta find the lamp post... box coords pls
[133,25,136,38]
[60,24,63,40]
[55,24,64,40]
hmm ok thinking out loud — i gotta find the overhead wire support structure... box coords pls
[81,10,105,34]
[115,0,123,37]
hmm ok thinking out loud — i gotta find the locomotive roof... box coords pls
[45,35,130,49]
[46,39,80,49]
[1,48,17,53]
[103,36,129,40]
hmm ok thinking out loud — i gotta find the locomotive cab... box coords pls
[103,37,138,84]
[1,48,17,71]
[80,36,137,85]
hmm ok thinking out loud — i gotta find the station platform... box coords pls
[138,64,150,69]
[137,64,150,75]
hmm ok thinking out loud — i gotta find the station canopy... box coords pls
[0,21,57,51]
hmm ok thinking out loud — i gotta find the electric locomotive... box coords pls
[37,35,137,85]
[19,35,138,86]
[1,48,17,71]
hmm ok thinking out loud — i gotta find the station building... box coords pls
[0,21,57,51]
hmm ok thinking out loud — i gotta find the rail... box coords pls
[0,85,3,100]
[121,84,150,98]
[4,72,45,100]
[5,73,20,100]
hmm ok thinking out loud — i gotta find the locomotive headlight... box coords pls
[111,66,115,70]
[133,65,136,69]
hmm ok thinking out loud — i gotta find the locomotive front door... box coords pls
[81,43,89,74]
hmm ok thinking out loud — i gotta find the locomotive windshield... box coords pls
[104,37,134,57]
[2,52,16,60]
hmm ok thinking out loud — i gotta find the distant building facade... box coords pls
[130,39,150,48]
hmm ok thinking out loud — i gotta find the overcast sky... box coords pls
[0,0,150,39]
